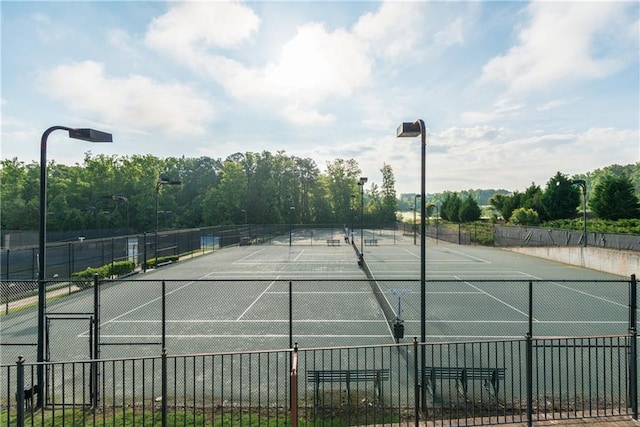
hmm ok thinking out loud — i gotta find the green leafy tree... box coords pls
[590,174,640,220]
[458,195,482,223]
[489,191,522,221]
[541,172,580,220]
[440,192,461,222]
[379,163,398,223]
[509,207,541,226]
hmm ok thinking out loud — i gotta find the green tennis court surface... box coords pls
[0,234,631,364]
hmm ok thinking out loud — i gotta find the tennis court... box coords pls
[0,231,631,365]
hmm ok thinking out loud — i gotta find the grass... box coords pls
[0,405,402,426]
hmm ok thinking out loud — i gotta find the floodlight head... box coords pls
[397,122,421,138]
[68,128,113,143]
[358,177,368,185]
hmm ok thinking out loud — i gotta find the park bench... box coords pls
[307,369,389,405]
[364,239,378,246]
[420,367,505,399]
[326,239,341,246]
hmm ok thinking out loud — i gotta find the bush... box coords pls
[145,255,179,269]
[509,208,541,226]
[72,260,136,280]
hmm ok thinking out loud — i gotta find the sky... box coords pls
[1,0,638,195]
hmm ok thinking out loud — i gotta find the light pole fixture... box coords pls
[572,179,588,247]
[357,177,368,257]
[289,206,295,246]
[397,119,427,414]
[38,126,112,408]
[240,209,248,225]
[155,177,181,265]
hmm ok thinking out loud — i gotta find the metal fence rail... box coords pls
[2,335,637,426]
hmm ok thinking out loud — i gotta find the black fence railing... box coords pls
[2,334,637,426]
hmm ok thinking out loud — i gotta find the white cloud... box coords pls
[38,61,215,135]
[143,1,427,126]
[145,1,260,52]
[352,1,424,58]
[481,1,631,93]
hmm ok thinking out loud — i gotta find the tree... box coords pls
[489,191,522,221]
[509,208,541,226]
[458,195,482,223]
[441,192,461,222]
[379,164,398,223]
[541,172,580,220]
[590,174,640,220]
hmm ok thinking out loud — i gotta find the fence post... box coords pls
[16,355,25,427]
[629,274,637,420]
[290,344,298,427]
[161,348,168,427]
[413,337,419,426]
[143,232,147,272]
[526,280,533,427]
[92,273,100,408]
[6,248,10,280]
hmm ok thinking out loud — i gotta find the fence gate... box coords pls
[45,313,96,406]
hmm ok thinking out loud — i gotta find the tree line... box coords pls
[489,169,640,226]
[0,152,399,235]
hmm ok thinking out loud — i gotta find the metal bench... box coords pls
[307,369,389,405]
[364,239,378,246]
[420,367,505,399]
[326,239,341,246]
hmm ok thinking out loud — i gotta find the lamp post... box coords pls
[105,195,129,236]
[358,177,368,257]
[572,179,587,247]
[413,194,421,245]
[155,177,181,264]
[350,194,356,240]
[38,126,112,408]
[397,119,427,414]
[240,209,248,225]
[289,206,295,246]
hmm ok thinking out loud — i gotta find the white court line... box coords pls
[233,248,267,262]
[520,272,628,309]
[455,275,535,321]
[110,319,389,323]
[236,278,278,321]
[98,334,391,338]
[79,279,205,337]
[402,248,490,264]
[293,249,305,261]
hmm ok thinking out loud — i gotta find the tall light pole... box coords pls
[358,177,368,257]
[350,194,356,241]
[397,119,427,414]
[573,179,588,247]
[105,195,129,236]
[38,126,112,408]
[413,194,421,245]
[155,177,181,264]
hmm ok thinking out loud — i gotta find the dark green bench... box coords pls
[326,239,341,246]
[307,369,389,405]
[421,367,505,399]
[364,239,378,246]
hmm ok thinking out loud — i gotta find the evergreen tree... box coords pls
[590,174,640,220]
[459,195,482,222]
